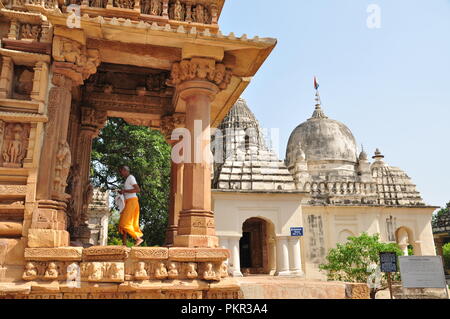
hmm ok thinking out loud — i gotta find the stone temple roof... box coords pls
[212,98,296,191]
[285,102,358,167]
[370,149,425,206]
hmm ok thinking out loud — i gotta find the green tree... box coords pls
[91,118,171,246]
[319,233,403,298]
[443,243,450,273]
[432,201,450,226]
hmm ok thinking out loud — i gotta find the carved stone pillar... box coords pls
[162,113,186,246]
[0,56,13,99]
[31,37,101,248]
[36,73,73,202]
[168,58,232,248]
[69,107,107,245]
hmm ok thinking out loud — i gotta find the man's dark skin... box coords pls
[118,166,143,246]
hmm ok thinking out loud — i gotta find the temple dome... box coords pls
[286,104,358,167]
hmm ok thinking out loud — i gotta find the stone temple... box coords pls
[212,97,437,279]
[0,0,438,299]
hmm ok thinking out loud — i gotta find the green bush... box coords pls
[443,243,450,270]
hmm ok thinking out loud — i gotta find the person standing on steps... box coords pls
[118,165,144,246]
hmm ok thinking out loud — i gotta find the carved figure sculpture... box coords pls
[173,0,184,20]
[88,262,103,281]
[141,0,150,14]
[186,263,197,279]
[3,124,26,166]
[150,0,161,15]
[193,4,205,23]
[23,262,37,280]
[134,262,148,280]
[219,262,228,278]
[44,262,58,279]
[54,141,71,194]
[154,262,168,279]
[168,262,178,279]
[203,263,216,280]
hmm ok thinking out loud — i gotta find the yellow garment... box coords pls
[119,197,143,240]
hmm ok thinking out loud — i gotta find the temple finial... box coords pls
[310,76,327,119]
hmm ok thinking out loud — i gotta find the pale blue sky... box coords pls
[219,0,450,208]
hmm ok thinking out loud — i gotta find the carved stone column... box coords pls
[36,73,72,202]
[31,37,101,248]
[168,58,232,248]
[69,107,107,245]
[0,56,13,99]
[162,113,186,246]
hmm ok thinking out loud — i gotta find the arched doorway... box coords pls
[240,217,274,275]
[396,227,414,256]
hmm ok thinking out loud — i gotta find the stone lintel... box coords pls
[129,247,168,260]
[82,246,130,261]
[24,247,83,261]
[168,247,229,262]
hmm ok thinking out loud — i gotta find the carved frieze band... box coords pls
[22,247,230,282]
[167,58,232,90]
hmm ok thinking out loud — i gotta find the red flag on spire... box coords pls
[314,76,319,90]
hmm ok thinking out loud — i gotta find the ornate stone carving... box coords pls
[115,0,134,9]
[0,185,27,195]
[83,246,130,261]
[2,122,30,168]
[130,247,169,260]
[167,262,178,279]
[193,4,206,24]
[134,261,148,280]
[154,262,168,279]
[160,113,186,139]
[168,1,212,24]
[44,262,58,280]
[90,0,106,8]
[53,140,71,195]
[202,262,218,281]
[150,0,162,15]
[169,0,184,21]
[81,262,125,282]
[19,24,41,41]
[219,261,228,278]
[186,262,197,279]
[167,58,232,90]
[23,262,38,280]
[53,37,101,83]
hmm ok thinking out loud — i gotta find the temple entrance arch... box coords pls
[395,226,415,256]
[239,217,276,275]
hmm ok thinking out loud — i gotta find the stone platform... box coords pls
[0,246,241,299]
[235,276,348,299]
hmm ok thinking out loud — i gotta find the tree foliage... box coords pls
[443,243,450,272]
[432,201,450,225]
[319,233,402,283]
[91,118,171,246]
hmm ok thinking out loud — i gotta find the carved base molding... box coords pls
[0,246,240,299]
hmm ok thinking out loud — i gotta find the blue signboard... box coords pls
[290,227,304,237]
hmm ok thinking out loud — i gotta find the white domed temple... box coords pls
[212,96,437,279]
